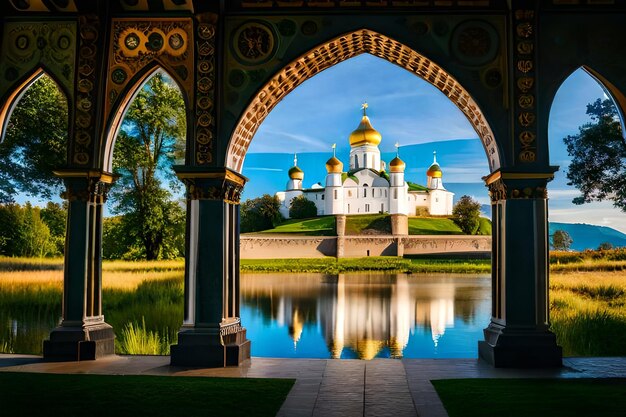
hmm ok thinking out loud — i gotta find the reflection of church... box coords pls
[241,273,476,359]
[276,104,454,219]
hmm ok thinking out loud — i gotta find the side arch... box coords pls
[226,29,502,173]
[101,62,191,173]
[0,67,71,144]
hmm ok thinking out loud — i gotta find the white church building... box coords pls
[276,104,454,219]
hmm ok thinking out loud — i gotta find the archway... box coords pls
[226,29,502,174]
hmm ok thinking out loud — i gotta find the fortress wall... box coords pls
[240,235,491,258]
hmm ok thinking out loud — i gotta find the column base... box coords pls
[478,322,562,368]
[170,324,250,367]
[43,322,115,361]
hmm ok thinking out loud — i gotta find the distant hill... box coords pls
[549,222,626,251]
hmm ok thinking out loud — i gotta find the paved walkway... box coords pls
[1,354,626,417]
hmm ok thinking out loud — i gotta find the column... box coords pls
[43,171,116,361]
[170,167,250,367]
[478,172,562,367]
[335,214,346,258]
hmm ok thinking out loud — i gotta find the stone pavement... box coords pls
[1,354,626,417]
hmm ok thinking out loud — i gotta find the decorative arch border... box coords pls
[0,68,70,144]
[101,65,189,172]
[582,66,626,137]
[226,29,501,173]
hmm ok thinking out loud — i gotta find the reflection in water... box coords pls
[241,273,491,360]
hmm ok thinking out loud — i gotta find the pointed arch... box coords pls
[101,63,190,172]
[0,67,70,144]
[226,29,501,173]
[582,66,626,136]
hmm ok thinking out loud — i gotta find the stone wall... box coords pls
[240,235,491,259]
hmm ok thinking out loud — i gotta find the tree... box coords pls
[452,195,481,235]
[240,194,282,233]
[563,98,626,211]
[40,202,67,255]
[598,242,613,251]
[0,75,67,202]
[0,203,58,257]
[289,195,317,219]
[109,72,186,260]
[551,229,573,251]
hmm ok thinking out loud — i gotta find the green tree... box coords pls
[0,203,57,257]
[109,73,186,260]
[598,242,614,251]
[0,75,67,202]
[289,195,317,219]
[564,98,626,211]
[40,202,67,255]
[551,229,573,251]
[452,195,481,235]
[240,194,282,233]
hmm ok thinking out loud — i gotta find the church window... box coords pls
[348,204,351,213]
[354,155,358,168]
[365,204,370,212]
[348,190,352,197]
[381,203,384,212]
[334,190,338,199]
[394,189,398,199]
[385,190,388,197]
[322,194,325,200]
[364,188,367,198]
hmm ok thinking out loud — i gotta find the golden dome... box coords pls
[349,105,382,147]
[325,156,343,173]
[389,156,405,173]
[288,165,304,180]
[427,163,442,178]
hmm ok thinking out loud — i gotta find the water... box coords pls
[1,272,491,359]
[241,273,491,359]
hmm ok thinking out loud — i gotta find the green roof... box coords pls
[407,181,429,192]
[341,172,359,184]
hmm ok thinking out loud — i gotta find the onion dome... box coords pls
[288,154,304,180]
[349,103,382,147]
[426,151,443,178]
[389,156,406,173]
[326,156,343,173]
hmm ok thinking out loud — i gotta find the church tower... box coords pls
[287,154,304,190]
[426,152,445,190]
[348,103,382,171]
[388,144,408,215]
[325,144,344,215]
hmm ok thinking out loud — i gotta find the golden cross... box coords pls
[361,102,368,115]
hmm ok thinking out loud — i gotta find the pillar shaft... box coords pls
[170,167,250,367]
[478,174,562,367]
[44,172,116,361]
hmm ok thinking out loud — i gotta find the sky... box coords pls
[242,54,626,234]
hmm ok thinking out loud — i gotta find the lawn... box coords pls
[257,216,335,235]
[433,378,626,417]
[407,217,463,235]
[0,372,294,417]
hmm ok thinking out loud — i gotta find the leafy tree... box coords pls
[563,98,626,211]
[0,203,58,257]
[551,229,573,251]
[240,194,282,233]
[109,73,186,260]
[40,202,67,255]
[0,75,67,202]
[598,242,614,251]
[452,195,481,235]
[289,195,317,219]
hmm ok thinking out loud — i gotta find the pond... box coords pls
[0,272,491,359]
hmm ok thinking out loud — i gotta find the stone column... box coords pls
[478,172,562,367]
[390,214,407,257]
[44,171,116,361]
[170,167,250,367]
[335,214,346,258]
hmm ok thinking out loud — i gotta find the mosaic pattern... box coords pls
[514,9,537,164]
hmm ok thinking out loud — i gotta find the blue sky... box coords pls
[243,54,626,234]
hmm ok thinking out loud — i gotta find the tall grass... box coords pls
[117,318,170,355]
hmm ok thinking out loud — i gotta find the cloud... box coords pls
[245,167,284,172]
[548,189,580,199]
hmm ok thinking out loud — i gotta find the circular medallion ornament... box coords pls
[278,20,296,37]
[413,21,429,36]
[168,33,184,50]
[16,34,29,49]
[146,32,164,52]
[124,33,140,50]
[301,21,318,36]
[233,22,276,65]
[197,77,213,93]
[196,128,212,145]
[111,68,127,85]
[57,35,71,50]
[197,96,212,110]
[451,21,499,67]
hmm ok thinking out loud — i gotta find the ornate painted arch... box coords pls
[226,29,502,173]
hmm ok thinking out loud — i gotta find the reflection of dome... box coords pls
[356,339,384,360]
[349,107,382,147]
[288,309,304,348]
[325,156,343,173]
[288,165,304,180]
[389,156,405,173]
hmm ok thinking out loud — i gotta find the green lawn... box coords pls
[407,217,463,235]
[0,372,294,417]
[345,214,391,234]
[433,378,626,417]
[257,216,335,235]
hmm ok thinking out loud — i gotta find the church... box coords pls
[276,105,454,219]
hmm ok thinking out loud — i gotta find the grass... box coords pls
[0,372,294,417]
[433,378,626,417]
[407,217,463,235]
[345,214,391,234]
[258,216,335,235]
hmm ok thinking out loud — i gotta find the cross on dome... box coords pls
[361,102,368,115]
[293,153,298,166]
[433,151,437,164]
[395,142,400,157]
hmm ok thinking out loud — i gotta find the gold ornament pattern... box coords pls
[514,10,537,164]
[180,178,245,204]
[195,17,217,165]
[488,178,548,202]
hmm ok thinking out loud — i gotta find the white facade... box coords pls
[276,107,454,219]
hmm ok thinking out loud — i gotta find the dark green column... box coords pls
[478,173,562,367]
[170,167,250,367]
[43,171,116,361]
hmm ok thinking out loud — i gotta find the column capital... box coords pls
[54,169,117,203]
[173,166,248,204]
[483,169,557,202]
